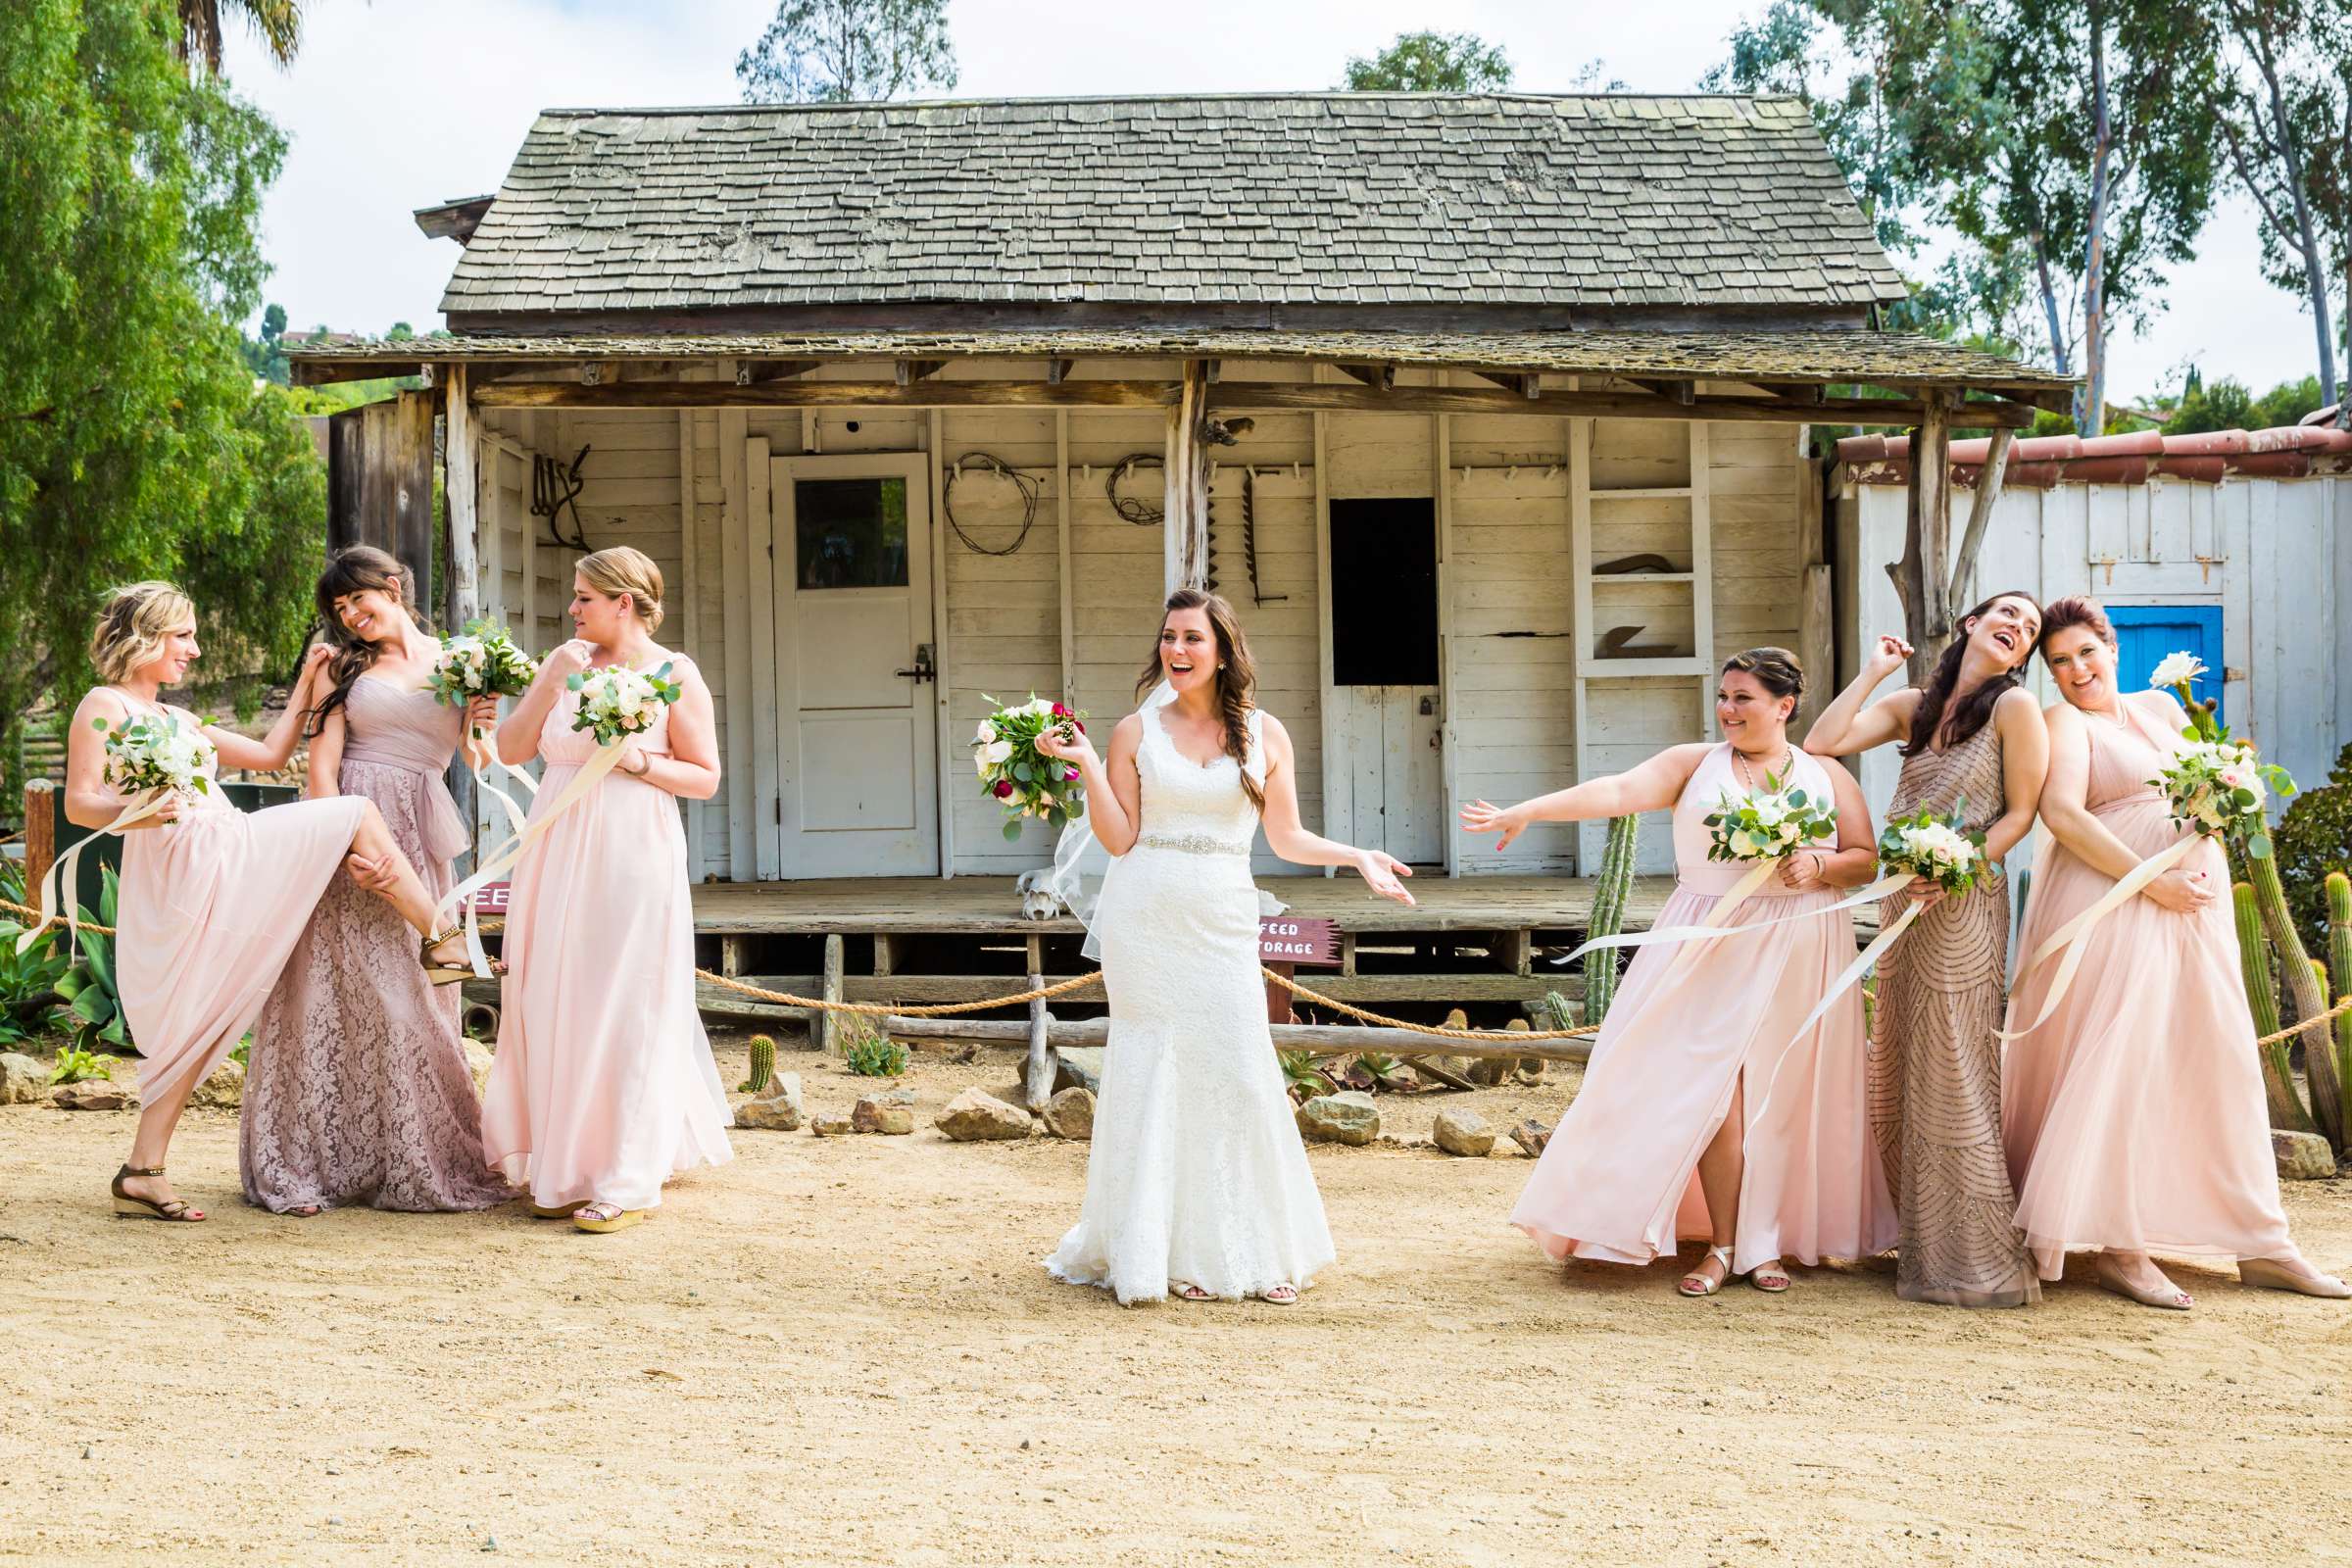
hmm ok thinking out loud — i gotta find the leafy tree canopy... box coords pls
[1342,30,1512,92]
[737,0,956,104]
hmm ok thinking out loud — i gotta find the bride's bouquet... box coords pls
[427,619,538,711]
[569,662,684,747]
[94,710,214,799]
[1877,802,1988,894]
[973,693,1087,839]
[1701,772,1836,864]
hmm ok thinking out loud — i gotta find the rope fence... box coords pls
[7,894,2348,1050]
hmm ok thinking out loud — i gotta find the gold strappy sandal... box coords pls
[112,1163,204,1223]
[419,928,472,987]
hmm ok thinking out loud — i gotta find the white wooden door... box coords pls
[1323,495,1446,865]
[770,453,939,877]
[1329,686,1445,863]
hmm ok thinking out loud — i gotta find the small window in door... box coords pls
[796,477,908,590]
[1329,498,1439,685]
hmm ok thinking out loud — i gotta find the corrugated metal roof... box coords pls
[287,325,2071,393]
[439,93,1912,318]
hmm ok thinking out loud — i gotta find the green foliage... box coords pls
[737,0,956,104]
[53,867,131,1055]
[49,1044,114,1085]
[1278,1049,1333,1104]
[1348,1052,1412,1092]
[2277,741,2352,952]
[1585,813,1640,1024]
[0,919,70,1046]
[2162,374,2325,434]
[0,0,323,795]
[841,1023,906,1078]
[1343,30,1513,92]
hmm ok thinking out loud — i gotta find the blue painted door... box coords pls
[2106,603,2224,722]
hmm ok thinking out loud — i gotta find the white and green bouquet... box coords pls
[428,619,538,710]
[1701,773,1837,863]
[1877,802,1988,895]
[93,710,214,799]
[2146,648,2295,856]
[973,694,1088,839]
[569,662,684,748]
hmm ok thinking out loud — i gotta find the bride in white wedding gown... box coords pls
[1037,589,1417,1305]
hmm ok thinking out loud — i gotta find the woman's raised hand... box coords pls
[2144,864,2217,914]
[1035,720,1098,770]
[1354,849,1417,906]
[1866,633,1914,677]
[543,639,595,680]
[299,643,334,692]
[1458,798,1530,851]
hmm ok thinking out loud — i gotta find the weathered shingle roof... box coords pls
[442,93,1911,319]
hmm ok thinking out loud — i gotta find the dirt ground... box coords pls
[4,1032,2351,1567]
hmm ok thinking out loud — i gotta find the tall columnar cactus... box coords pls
[2329,873,2352,1121]
[1584,813,1640,1024]
[2246,846,2342,1149]
[740,1033,777,1097]
[2236,882,2315,1133]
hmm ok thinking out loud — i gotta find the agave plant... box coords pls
[54,868,132,1056]
[1350,1052,1415,1093]
[1278,1050,1333,1104]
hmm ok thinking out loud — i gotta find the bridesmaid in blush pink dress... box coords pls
[480,547,731,1234]
[2003,598,2347,1309]
[1462,649,1895,1297]
[62,583,473,1224]
[242,547,513,1216]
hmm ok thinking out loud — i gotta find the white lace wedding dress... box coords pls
[1045,705,1337,1303]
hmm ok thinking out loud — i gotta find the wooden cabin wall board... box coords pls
[2247,478,2338,792]
[687,409,732,871]
[1445,413,1574,873]
[939,408,1063,873]
[745,439,781,878]
[675,412,706,880]
[716,410,754,878]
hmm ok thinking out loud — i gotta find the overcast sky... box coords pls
[223,0,2328,402]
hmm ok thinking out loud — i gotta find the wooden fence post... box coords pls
[22,780,55,910]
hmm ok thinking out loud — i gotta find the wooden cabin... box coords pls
[290,93,2071,1013]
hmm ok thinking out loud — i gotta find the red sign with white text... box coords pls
[466,881,512,914]
[1258,916,1339,967]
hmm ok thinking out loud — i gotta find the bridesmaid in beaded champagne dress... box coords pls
[1806,593,2047,1307]
[480,548,732,1234]
[242,548,513,1216]
[2003,599,2346,1308]
[61,582,473,1223]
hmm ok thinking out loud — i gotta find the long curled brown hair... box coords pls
[308,546,425,733]
[1136,587,1264,811]
[1901,589,2041,759]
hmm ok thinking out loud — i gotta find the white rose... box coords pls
[2148,651,2206,690]
[984,739,1013,764]
[1025,697,1056,717]
[975,720,998,745]
[1731,828,1760,858]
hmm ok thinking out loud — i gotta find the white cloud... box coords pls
[225,0,2331,404]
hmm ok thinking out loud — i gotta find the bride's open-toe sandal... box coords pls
[1170,1281,1214,1302]
[1679,1245,1734,1298]
[111,1163,204,1223]
[1749,1259,1791,1294]
[1258,1284,1298,1306]
[572,1201,648,1234]
[419,928,472,987]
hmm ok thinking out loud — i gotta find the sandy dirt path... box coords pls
[4,1040,2350,1567]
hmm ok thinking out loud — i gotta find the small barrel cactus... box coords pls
[739,1034,776,1096]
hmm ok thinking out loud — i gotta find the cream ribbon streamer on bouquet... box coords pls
[464,727,539,840]
[12,790,178,958]
[1556,862,1913,977]
[432,740,632,977]
[1995,833,2203,1042]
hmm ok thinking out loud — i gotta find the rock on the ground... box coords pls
[735,1072,804,1132]
[1432,1108,1495,1157]
[461,1039,495,1099]
[1053,1047,1103,1096]
[867,1085,917,1107]
[1509,1118,1552,1158]
[189,1058,243,1111]
[0,1052,45,1104]
[1042,1086,1095,1141]
[935,1088,1034,1142]
[852,1097,914,1135]
[2274,1128,2337,1181]
[1297,1091,1379,1147]
[810,1111,858,1136]
[52,1078,134,1111]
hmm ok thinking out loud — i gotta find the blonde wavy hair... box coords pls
[577,546,665,632]
[89,581,196,684]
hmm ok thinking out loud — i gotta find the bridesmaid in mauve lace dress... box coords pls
[1805,592,2047,1307]
[241,548,513,1216]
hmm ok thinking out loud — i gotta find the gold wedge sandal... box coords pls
[572,1201,649,1234]
[419,928,472,987]
[111,1163,204,1223]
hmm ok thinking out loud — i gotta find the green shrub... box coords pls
[2277,742,2352,954]
[842,1022,906,1078]
[48,1045,113,1085]
[54,867,130,1054]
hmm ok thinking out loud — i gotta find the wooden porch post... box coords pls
[442,365,481,861]
[1164,360,1212,593]
[1888,393,1955,681]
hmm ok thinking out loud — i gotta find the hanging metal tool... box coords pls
[531,444,592,552]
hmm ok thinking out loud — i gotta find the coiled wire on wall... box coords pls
[941,452,1041,556]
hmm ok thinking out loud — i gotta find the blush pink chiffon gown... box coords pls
[105,692,368,1104]
[480,655,732,1211]
[2001,696,2297,1278]
[1511,744,1895,1276]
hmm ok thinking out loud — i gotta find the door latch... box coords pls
[895,643,937,684]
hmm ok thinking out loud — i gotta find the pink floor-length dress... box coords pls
[2001,696,2297,1278]
[479,654,732,1210]
[105,692,368,1104]
[1512,745,1896,1276]
[241,677,512,1213]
